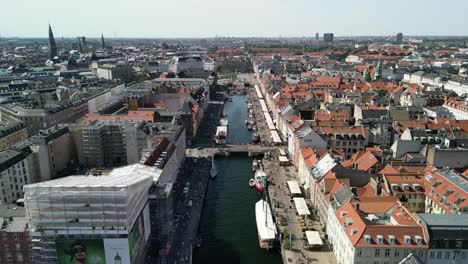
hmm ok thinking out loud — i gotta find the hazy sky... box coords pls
[2,0,468,38]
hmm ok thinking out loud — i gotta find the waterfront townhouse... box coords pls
[327,198,428,264]
[318,126,370,160]
[287,121,327,166]
[424,168,468,214]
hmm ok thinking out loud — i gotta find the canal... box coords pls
[193,95,282,264]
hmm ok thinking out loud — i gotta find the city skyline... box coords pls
[2,0,468,38]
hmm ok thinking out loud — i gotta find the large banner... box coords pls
[56,239,106,264]
[103,239,131,264]
[56,239,131,264]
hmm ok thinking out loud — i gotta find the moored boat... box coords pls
[215,126,227,144]
[254,170,267,192]
[210,157,217,179]
[255,199,277,249]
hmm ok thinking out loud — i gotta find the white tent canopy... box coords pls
[305,231,323,245]
[287,181,302,195]
[293,197,311,215]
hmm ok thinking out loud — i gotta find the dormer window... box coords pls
[415,235,422,244]
[402,184,410,191]
[391,183,399,191]
[388,235,395,244]
[364,235,371,244]
[404,235,411,244]
[350,228,358,235]
[377,235,384,244]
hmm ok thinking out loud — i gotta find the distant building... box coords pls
[443,101,468,120]
[324,33,334,43]
[171,56,205,77]
[95,63,135,82]
[315,33,319,40]
[0,205,33,264]
[0,148,32,204]
[0,122,28,151]
[29,126,78,182]
[48,24,57,59]
[396,32,403,44]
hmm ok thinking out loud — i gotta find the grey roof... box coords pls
[310,154,337,180]
[333,186,353,206]
[417,214,468,241]
[418,214,468,227]
[0,148,31,173]
[398,253,424,264]
[435,169,468,193]
[361,109,389,119]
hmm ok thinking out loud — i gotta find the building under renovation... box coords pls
[23,164,157,264]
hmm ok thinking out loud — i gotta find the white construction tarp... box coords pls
[287,181,302,195]
[255,200,277,240]
[259,99,269,113]
[293,197,311,215]
[305,231,323,245]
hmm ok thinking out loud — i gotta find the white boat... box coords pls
[210,157,217,179]
[215,126,227,144]
[255,199,277,249]
[249,179,255,187]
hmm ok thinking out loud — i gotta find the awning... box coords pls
[287,181,301,195]
[293,197,311,215]
[271,130,282,143]
[305,231,323,245]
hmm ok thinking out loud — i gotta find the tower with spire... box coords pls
[48,24,58,59]
[373,60,382,81]
[101,34,106,49]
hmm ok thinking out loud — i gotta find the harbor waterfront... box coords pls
[193,95,282,264]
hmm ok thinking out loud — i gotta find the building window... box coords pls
[15,243,20,250]
[437,251,442,259]
[429,251,435,259]
[13,233,20,240]
[357,249,362,257]
[444,252,450,259]
[394,249,400,257]
[385,249,390,257]
[375,248,380,257]
[17,253,23,262]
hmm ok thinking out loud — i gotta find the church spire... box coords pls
[48,24,57,59]
[101,34,106,49]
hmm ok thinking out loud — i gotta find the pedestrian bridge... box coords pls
[186,144,276,158]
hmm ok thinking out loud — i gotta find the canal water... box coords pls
[193,95,282,264]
